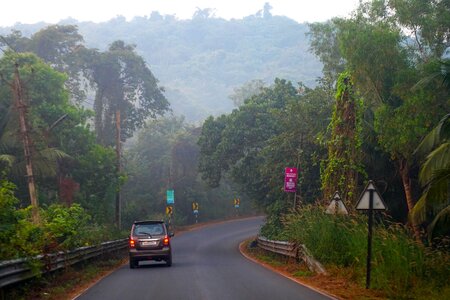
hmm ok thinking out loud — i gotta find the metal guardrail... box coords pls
[0,238,128,289]
[256,236,326,274]
[257,236,298,258]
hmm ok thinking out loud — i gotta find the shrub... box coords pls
[281,206,449,297]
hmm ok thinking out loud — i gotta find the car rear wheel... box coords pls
[129,258,138,269]
[165,255,172,267]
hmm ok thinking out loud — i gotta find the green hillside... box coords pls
[1,11,321,121]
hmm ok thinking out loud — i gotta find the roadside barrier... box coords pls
[0,239,128,289]
[256,236,326,274]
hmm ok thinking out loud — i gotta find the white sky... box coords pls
[0,0,361,27]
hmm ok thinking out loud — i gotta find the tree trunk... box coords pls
[115,109,122,229]
[398,158,422,242]
[13,64,40,224]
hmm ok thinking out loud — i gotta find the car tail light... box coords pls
[129,238,135,248]
[163,236,170,246]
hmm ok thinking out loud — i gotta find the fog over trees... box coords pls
[0,7,321,121]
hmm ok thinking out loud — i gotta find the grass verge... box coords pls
[240,238,388,300]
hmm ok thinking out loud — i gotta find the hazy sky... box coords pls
[1,0,361,26]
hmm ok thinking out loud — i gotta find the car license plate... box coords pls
[141,241,157,246]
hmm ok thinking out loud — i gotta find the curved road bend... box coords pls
[75,217,333,300]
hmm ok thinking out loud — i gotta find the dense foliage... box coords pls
[198,0,449,247]
[0,6,448,297]
[0,176,114,261]
[0,7,321,121]
[198,79,333,212]
[122,116,251,226]
[281,206,449,298]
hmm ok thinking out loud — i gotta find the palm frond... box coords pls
[38,148,71,161]
[32,148,71,178]
[0,154,15,166]
[410,192,427,224]
[428,205,450,242]
[6,148,71,179]
[419,142,450,186]
[415,113,450,158]
[412,72,441,91]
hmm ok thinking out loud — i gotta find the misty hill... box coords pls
[0,11,322,121]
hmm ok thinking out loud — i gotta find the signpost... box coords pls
[234,198,240,216]
[166,190,175,229]
[234,198,240,208]
[166,189,174,205]
[355,180,387,289]
[325,191,348,215]
[284,167,298,193]
[166,206,173,216]
[192,202,199,223]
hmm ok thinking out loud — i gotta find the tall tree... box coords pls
[308,0,450,240]
[86,40,169,227]
[321,72,364,208]
[0,51,70,222]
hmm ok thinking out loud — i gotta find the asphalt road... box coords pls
[75,217,333,300]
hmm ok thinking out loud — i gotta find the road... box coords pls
[75,217,333,300]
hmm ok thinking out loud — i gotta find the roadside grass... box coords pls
[259,206,450,299]
[2,255,126,300]
[242,239,385,299]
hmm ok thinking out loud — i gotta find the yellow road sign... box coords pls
[166,206,173,215]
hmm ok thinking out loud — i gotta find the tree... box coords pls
[199,79,333,214]
[1,25,87,103]
[84,40,169,228]
[123,116,238,225]
[321,72,365,208]
[308,0,450,240]
[413,113,450,241]
[229,79,265,107]
[0,51,71,222]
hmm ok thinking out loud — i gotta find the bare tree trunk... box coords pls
[115,109,122,229]
[13,64,40,223]
[399,158,422,242]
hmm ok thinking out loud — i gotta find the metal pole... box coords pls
[366,189,374,289]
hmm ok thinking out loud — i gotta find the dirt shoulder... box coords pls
[239,238,387,300]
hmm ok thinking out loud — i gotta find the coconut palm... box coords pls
[412,113,450,241]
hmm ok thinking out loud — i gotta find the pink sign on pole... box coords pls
[284,167,298,193]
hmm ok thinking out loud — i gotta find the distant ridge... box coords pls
[0,14,322,121]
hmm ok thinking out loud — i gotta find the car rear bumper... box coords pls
[129,247,171,259]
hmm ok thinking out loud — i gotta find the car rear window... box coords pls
[133,223,165,236]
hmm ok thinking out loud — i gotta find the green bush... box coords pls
[0,190,124,261]
[281,206,450,298]
[260,200,290,240]
[0,179,21,259]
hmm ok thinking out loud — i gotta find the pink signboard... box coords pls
[284,167,298,193]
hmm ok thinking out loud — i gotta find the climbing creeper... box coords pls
[321,71,365,210]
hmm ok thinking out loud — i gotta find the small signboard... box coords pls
[234,198,240,208]
[166,206,173,215]
[356,182,386,210]
[325,191,348,215]
[192,202,199,214]
[284,167,298,193]
[166,189,174,205]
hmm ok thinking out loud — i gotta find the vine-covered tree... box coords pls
[321,72,364,208]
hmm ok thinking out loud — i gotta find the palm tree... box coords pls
[412,113,450,241]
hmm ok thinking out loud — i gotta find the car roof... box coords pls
[133,220,165,225]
